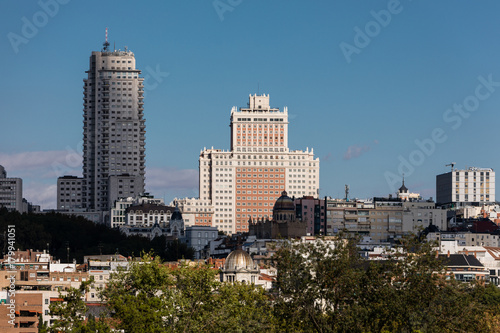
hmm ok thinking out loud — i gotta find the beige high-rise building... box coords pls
[82,39,146,211]
[436,167,495,207]
[184,94,320,234]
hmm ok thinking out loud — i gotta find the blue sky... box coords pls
[1,0,500,209]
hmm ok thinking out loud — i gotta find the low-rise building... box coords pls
[402,200,447,233]
[250,191,307,239]
[325,196,403,242]
[183,226,219,259]
[120,205,185,240]
[172,197,214,228]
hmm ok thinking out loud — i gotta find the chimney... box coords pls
[435,250,439,259]
[447,250,450,258]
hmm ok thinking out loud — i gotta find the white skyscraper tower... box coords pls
[82,32,146,211]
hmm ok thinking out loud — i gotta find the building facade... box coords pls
[295,196,325,235]
[436,167,495,207]
[250,191,308,239]
[0,165,23,213]
[82,40,146,212]
[325,197,404,242]
[110,194,171,228]
[182,225,219,259]
[57,176,83,210]
[195,94,320,234]
[402,201,447,233]
[172,197,214,228]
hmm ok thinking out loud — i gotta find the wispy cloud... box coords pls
[146,167,199,204]
[23,182,57,209]
[0,150,82,179]
[0,150,83,210]
[322,152,333,162]
[343,140,379,161]
[146,167,198,190]
[0,151,200,209]
[343,145,371,160]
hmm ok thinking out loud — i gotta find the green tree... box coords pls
[101,253,276,332]
[164,239,195,261]
[48,279,111,333]
[272,235,500,332]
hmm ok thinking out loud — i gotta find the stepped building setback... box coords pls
[178,94,320,234]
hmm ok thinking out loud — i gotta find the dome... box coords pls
[170,205,182,221]
[273,191,295,211]
[399,184,408,193]
[224,249,254,271]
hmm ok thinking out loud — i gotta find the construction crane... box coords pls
[445,162,456,172]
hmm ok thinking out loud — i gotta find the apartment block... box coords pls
[294,196,325,235]
[0,165,23,213]
[402,201,447,233]
[57,176,83,210]
[436,167,495,207]
[173,197,214,228]
[326,197,404,242]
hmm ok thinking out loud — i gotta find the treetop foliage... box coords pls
[0,208,193,262]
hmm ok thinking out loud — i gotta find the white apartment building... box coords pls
[110,194,167,228]
[436,167,495,207]
[172,197,213,228]
[109,196,134,228]
[82,39,146,212]
[194,94,319,234]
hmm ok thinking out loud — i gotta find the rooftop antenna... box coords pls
[258,82,260,95]
[103,27,110,51]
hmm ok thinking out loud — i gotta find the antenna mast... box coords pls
[445,162,456,172]
[103,27,110,51]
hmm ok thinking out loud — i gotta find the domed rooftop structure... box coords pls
[273,191,295,211]
[170,204,183,221]
[399,178,408,193]
[273,191,296,222]
[224,249,255,271]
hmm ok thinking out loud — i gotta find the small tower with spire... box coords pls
[397,174,410,201]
